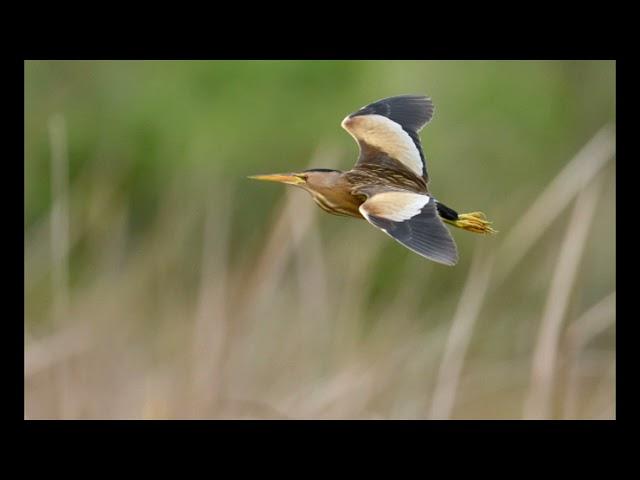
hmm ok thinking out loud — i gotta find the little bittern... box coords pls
[250,95,495,266]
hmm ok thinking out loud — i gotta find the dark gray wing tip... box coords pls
[367,200,458,266]
[350,94,435,132]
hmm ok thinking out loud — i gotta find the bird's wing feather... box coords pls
[341,95,434,182]
[359,190,458,266]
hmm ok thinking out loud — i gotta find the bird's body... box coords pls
[298,165,426,219]
[250,94,495,265]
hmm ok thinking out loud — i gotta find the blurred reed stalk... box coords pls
[428,247,496,419]
[190,186,232,415]
[292,202,329,328]
[24,324,94,378]
[48,114,70,325]
[25,158,126,293]
[563,291,616,418]
[47,113,73,417]
[523,175,604,419]
[495,125,615,287]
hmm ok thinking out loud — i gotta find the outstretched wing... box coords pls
[341,95,434,182]
[359,190,458,266]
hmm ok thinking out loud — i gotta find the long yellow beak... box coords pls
[248,173,306,185]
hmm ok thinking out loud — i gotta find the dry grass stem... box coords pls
[48,114,70,325]
[563,291,616,419]
[523,175,604,419]
[429,247,496,419]
[496,125,615,285]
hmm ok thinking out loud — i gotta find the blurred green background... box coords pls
[25,61,615,419]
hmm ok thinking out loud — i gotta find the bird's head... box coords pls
[248,168,342,193]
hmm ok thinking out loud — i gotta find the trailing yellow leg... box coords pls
[444,211,497,234]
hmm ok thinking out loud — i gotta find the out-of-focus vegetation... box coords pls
[25,61,615,419]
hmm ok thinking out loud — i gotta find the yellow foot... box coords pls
[451,212,497,234]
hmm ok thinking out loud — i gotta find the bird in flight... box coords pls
[250,95,495,266]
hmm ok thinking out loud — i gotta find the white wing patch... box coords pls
[358,191,458,266]
[342,114,424,178]
[359,191,430,222]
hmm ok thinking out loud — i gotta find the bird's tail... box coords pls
[436,202,497,234]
